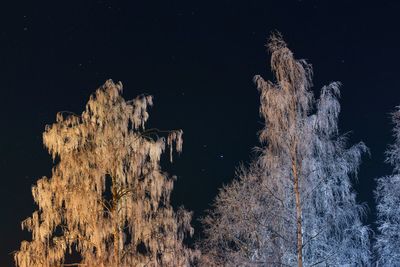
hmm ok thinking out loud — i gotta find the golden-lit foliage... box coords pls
[15,80,196,267]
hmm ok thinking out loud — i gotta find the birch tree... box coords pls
[374,107,400,266]
[200,34,370,266]
[15,80,196,267]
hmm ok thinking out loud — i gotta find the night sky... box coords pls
[1,1,400,266]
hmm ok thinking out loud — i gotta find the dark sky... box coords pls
[1,1,400,265]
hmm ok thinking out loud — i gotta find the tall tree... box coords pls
[374,107,400,266]
[200,34,370,266]
[15,80,196,267]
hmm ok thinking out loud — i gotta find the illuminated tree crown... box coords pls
[15,80,196,267]
[200,34,370,266]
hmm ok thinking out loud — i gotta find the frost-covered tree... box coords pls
[200,34,370,266]
[200,161,286,266]
[374,107,400,266]
[15,80,196,267]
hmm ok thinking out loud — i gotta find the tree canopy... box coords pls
[200,34,370,266]
[15,80,196,267]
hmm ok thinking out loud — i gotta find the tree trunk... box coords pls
[292,160,303,267]
[112,182,120,267]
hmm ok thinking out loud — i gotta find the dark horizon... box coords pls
[2,1,400,266]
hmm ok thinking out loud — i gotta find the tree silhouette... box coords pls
[15,80,196,267]
[200,34,370,266]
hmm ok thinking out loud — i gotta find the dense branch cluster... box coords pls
[200,34,370,266]
[374,107,400,266]
[15,80,196,267]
